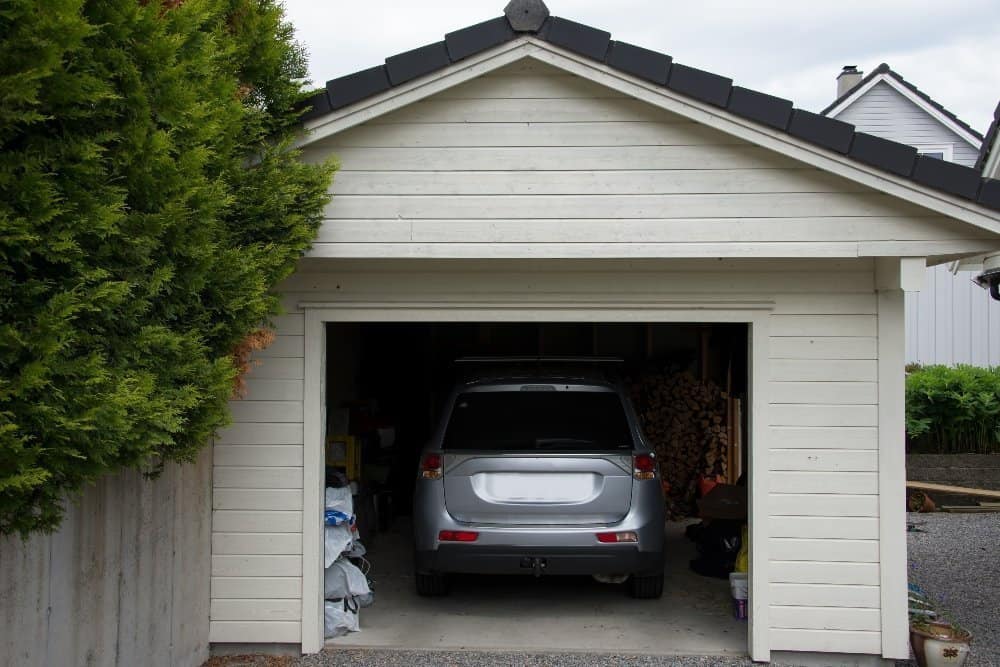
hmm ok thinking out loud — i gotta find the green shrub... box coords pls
[0,0,335,535]
[906,365,1000,454]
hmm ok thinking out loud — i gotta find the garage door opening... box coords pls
[321,322,750,656]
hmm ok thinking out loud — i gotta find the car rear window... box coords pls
[443,390,633,451]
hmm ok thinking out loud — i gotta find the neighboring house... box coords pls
[823,64,1000,366]
[203,3,1000,663]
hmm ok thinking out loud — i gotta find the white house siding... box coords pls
[209,312,305,644]
[833,81,980,167]
[907,263,1000,366]
[831,81,998,367]
[205,58,978,655]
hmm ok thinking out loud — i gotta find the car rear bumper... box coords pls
[416,544,663,576]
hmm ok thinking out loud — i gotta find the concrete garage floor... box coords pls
[328,520,747,656]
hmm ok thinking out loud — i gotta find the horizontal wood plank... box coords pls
[769,471,878,495]
[769,337,877,360]
[269,313,304,335]
[770,606,881,632]
[213,466,303,489]
[770,449,878,472]
[211,510,302,533]
[331,169,861,196]
[770,315,877,337]
[769,583,880,608]
[211,599,302,622]
[209,621,301,644]
[770,538,879,563]
[770,293,877,315]
[770,628,881,653]
[375,96,675,124]
[216,423,303,446]
[240,379,304,402]
[769,516,879,540]
[213,488,303,511]
[324,193,919,221]
[243,357,304,380]
[768,427,877,449]
[770,560,880,586]
[770,382,877,405]
[768,405,878,427]
[253,335,304,358]
[211,555,302,577]
[228,400,303,424]
[770,360,877,382]
[211,577,302,600]
[211,532,303,556]
[769,493,878,517]
[213,445,303,467]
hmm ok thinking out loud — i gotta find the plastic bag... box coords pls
[324,524,353,568]
[324,557,371,600]
[325,486,353,516]
[324,599,360,638]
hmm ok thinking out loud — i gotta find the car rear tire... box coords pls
[628,572,664,599]
[415,571,449,596]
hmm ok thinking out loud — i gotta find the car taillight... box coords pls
[633,453,656,480]
[596,531,638,543]
[439,530,479,542]
[421,453,443,479]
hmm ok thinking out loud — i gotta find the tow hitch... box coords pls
[520,556,548,577]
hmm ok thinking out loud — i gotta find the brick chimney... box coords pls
[837,65,863,98]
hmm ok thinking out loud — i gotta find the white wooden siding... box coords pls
[832,81,980,167]
[906,263,1000,366]
[830,81,999,367]
[303,62,990,260]
[210,313,305,644]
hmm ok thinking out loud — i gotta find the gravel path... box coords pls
[907,512,1000,667]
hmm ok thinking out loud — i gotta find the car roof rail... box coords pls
[453,357,624,384]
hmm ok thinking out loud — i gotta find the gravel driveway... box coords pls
[207,512,998,667]
[907,512,1000,667]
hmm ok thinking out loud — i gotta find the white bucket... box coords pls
[729,572,749,600]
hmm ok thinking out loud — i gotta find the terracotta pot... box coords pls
[910,622,972,667]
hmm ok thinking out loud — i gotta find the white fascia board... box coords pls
[827,74,982,150]
[297,38,1000,236]
[984,141,1000,179]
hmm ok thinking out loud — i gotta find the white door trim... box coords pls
[300,302,772,661]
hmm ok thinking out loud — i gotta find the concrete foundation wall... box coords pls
[907,454,1000,491]
[0,446,213,667]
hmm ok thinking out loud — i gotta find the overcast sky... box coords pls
[282,0,1000,135]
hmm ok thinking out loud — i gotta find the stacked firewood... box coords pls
[630,368,730,520]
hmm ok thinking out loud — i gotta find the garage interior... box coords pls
[323,322,750,655]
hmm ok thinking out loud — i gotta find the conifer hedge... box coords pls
[0,0,335,535]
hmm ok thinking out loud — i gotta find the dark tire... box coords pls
[415,571,449,596]
[629,573,664,599]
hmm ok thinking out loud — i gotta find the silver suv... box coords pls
[412,360,665,599]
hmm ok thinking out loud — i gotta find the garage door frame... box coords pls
[299,299,774,660]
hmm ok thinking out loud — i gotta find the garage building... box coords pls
[208,2,1000,663]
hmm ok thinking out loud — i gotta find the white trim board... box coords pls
[297,38,1000,237]
[825,73,982,150]
[299,301,773,662]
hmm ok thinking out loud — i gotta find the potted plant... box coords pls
[910,617,972,667]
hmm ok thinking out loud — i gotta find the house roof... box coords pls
[977,101,1000,176]
[297,3,1000,214]
[820,63,984,145]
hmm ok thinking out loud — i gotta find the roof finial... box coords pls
[504,0,549,32]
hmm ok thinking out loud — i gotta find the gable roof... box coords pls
[296,4,1000,217]
[978,101,1000,177]
[820,63,983,148]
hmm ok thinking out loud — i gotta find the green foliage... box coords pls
[905,365,1000,454]
[0,0,335,535]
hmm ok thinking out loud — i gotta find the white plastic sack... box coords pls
[324,524,352,568]
[324,600,360,638]
[325,486,353,516]
[344,539,366,558]
[324,557,371,600]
